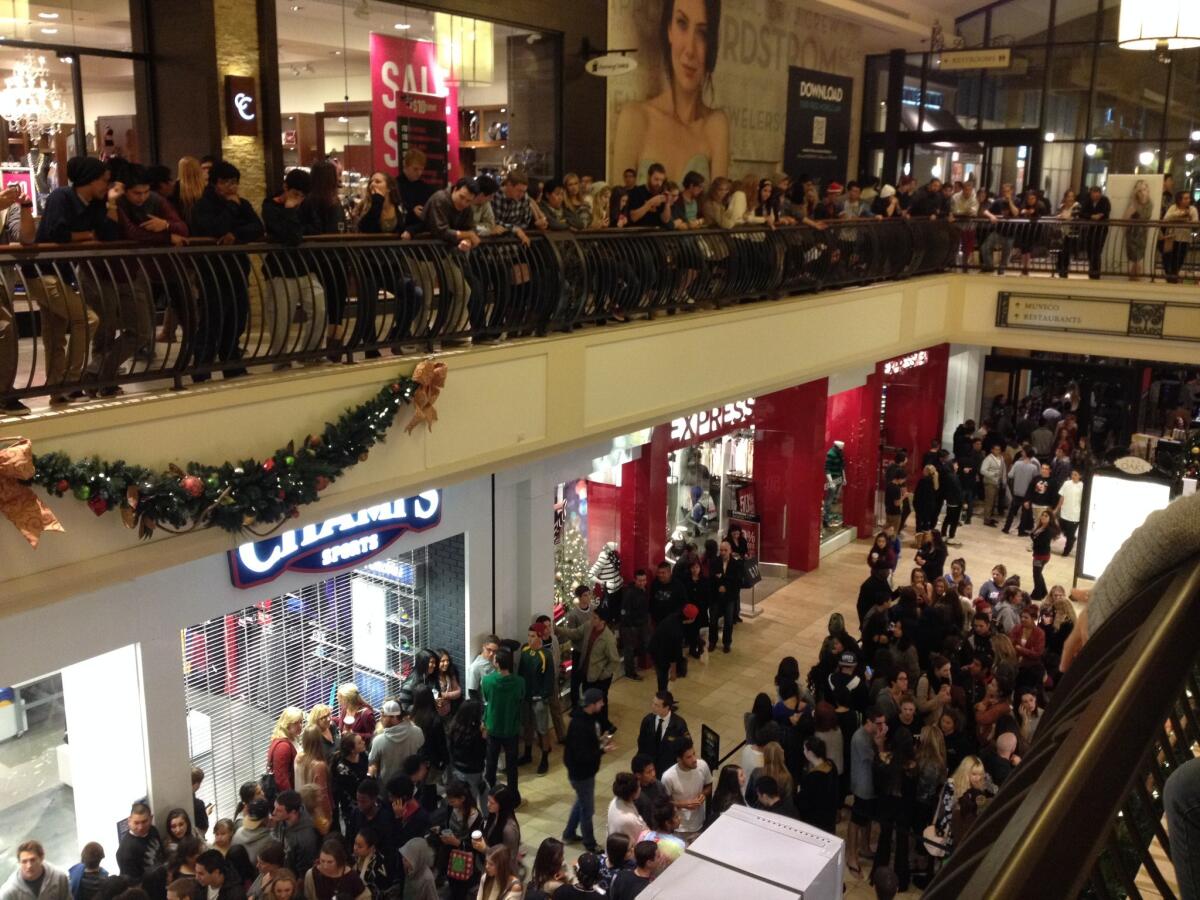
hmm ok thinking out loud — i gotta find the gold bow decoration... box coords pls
[0,437,64,547]
[405,360,449,434]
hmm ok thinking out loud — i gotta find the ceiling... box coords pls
[0,0,133,52]
[276,0,539,81]
[811,0,992,52]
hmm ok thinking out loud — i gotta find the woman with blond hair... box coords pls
[171,156,206,229]
[476,844,523,900]
[1123,179,1154,279]
[268,707,305,792]
[929,755,993,860]
[1041,585,1076,687]
[333,683,376,746]
[307,703,336,762]
[267,869,299,900]
[296,727,332,832]
[749,741,794,802]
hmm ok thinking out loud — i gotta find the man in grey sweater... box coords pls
[1003,449,1040,535]
[367,700,425,786]
[2,841,69,900]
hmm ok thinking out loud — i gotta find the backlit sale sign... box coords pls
[369,33,459,180]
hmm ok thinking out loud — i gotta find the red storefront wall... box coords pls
[879,344,950,487]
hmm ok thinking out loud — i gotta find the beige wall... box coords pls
[215,0,268,207]
[6,273,1200,621]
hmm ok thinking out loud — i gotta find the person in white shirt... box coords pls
[979,445,1007,527]
[606,771,648,845]
[1056,468,1084,556]
[661,739,712,841]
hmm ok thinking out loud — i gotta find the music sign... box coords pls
[229,490,442,588]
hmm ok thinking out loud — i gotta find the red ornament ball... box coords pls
[87,496,108,516]
[289,507,300,518]
[181,475,204,498]
[277,489,286,500]
[390,382,401,393]
[315,476,330,492]
[263,458,276,473]
[55,479,69,493]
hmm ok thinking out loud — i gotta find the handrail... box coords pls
[926,554,1200,898]
[0,218,957,406]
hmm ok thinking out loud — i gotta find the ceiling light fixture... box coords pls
[1084,142,1098,157]
[38,12,60,19]
[0,52,67,137]
[1192,129,1200,141]
[39,27,58,34]
[1117,1,1200,54]
[394,22,410,30]
[1044,131,1056,142]
[1138,150,1156,166]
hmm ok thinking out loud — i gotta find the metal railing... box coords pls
[0,219,957,406]
[954,216,1200,282]
[925,554,1200,899]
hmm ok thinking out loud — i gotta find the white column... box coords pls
[944,344,987,447]
[137,635,196,829]
[61,645,150,853]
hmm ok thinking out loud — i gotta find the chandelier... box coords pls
[0,53,67,138]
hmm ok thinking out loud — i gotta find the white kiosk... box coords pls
[639,806,844,899]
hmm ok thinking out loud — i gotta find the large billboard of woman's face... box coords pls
[606,0,863,184]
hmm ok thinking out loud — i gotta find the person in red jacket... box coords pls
[268,707,305,792]
[1010,605,1046,694]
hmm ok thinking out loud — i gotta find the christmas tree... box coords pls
[555,523,592,610]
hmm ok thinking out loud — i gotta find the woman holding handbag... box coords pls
[438,780,485,899]
[266,707,305,795]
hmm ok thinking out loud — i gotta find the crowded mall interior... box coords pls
[2,0,1200,898]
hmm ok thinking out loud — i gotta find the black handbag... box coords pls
[741,557,762,588]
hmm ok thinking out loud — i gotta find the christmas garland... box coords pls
[24,362,447,540]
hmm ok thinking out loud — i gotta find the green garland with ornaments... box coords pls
[29,375,428,539]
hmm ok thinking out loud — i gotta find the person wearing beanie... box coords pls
[189,160,264,381]
[260,167,326,362]
[872,184,900,218]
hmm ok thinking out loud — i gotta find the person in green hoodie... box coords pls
[481,648,526,801]
[518,622,556,775]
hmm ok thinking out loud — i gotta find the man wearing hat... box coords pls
[367,699,424,788]
[812,182,844,220]
[562,688,613,854]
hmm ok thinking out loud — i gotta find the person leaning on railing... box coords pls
[1160,191,1198,284]
[422,178,485,334]
[261,168,326,365]
[0,184,37,414]
[190,161,265,381]
[30,157,125,404]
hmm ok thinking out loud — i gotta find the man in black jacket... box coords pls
[856,565,894,628]
[190,161,264,380]
[635,690,690,780]
[562,688,611,853]
[260,169,326,362]
[709,540,742,653]
[116,802,164,881]
[1077,185,1111,279]
[620,569,650,680]
[195,850,246,900]
[649,605,696,692]
[939,459,964,541]
[648,561,686,626]
[959,437,984,524]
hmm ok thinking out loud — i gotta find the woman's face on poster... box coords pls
[669,0,710,93]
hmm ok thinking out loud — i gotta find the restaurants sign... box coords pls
[229,490,442,588]
[935,48,1012,71]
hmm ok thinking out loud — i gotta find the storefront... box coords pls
[269,0,568,209]
[0,475,498,860]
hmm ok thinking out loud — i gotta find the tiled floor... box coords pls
[512,517,1079,897]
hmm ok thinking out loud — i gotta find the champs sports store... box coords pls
[182,483,482,822]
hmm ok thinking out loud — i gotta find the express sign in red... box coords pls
[369,33,459,181]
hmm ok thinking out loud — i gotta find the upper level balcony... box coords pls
[2,216,1199,617]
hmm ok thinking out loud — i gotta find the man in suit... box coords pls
[710,540,743,653]
[636,690,690,779]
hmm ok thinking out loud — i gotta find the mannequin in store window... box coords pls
[824,440,846,527]
[589,542,625,625]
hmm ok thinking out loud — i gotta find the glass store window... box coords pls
[988,0,1051,46]
[1044,43,1093,139]
[277,0,560,211]
[1091,45,1167,141]
[1053,0,1101,44]
[980,48,1044,130]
